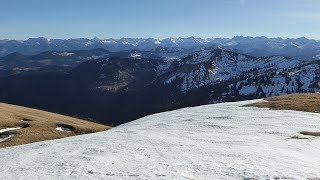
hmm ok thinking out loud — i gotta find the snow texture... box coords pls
[0,100,320,179]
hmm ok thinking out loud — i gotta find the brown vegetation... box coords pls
[290,135,309,139]
[246,93,320,113]
[0,103,111,148]
[300,131,320,137]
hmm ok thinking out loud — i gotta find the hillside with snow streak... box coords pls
[0,99,320,179]
[162,48,320,99]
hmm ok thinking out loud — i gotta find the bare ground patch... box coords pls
[300,131,320,137]
[290,135,309,140]
[290,132,320,140]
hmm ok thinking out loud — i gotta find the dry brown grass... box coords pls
[246,93,320,113]
[0,103,111,148]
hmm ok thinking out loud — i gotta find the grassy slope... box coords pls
[247,93,320,113]
[0,103,111,148]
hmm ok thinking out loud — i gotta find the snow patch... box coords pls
[0,127,21,143]
[55,125,72,132]
[130,53,141,59]
[0,127,21,134]
[53,52,75,56]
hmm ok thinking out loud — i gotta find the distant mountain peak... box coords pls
[1,36,320,59]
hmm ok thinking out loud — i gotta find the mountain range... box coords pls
[1,36,320,59]
[0,43,319,125]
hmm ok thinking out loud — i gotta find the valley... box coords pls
[0,40,319,125]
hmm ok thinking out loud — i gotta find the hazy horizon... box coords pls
[1,35,319,41]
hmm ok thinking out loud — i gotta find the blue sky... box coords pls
[1,0,320,40]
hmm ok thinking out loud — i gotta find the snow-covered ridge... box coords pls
[0,100,319,179]
[161,47,319,94]
[52,52,75,56]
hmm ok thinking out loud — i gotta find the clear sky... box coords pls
[1,0,320,40]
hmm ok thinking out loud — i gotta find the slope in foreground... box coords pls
[0,103,110,148]
[0,100,320,179]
